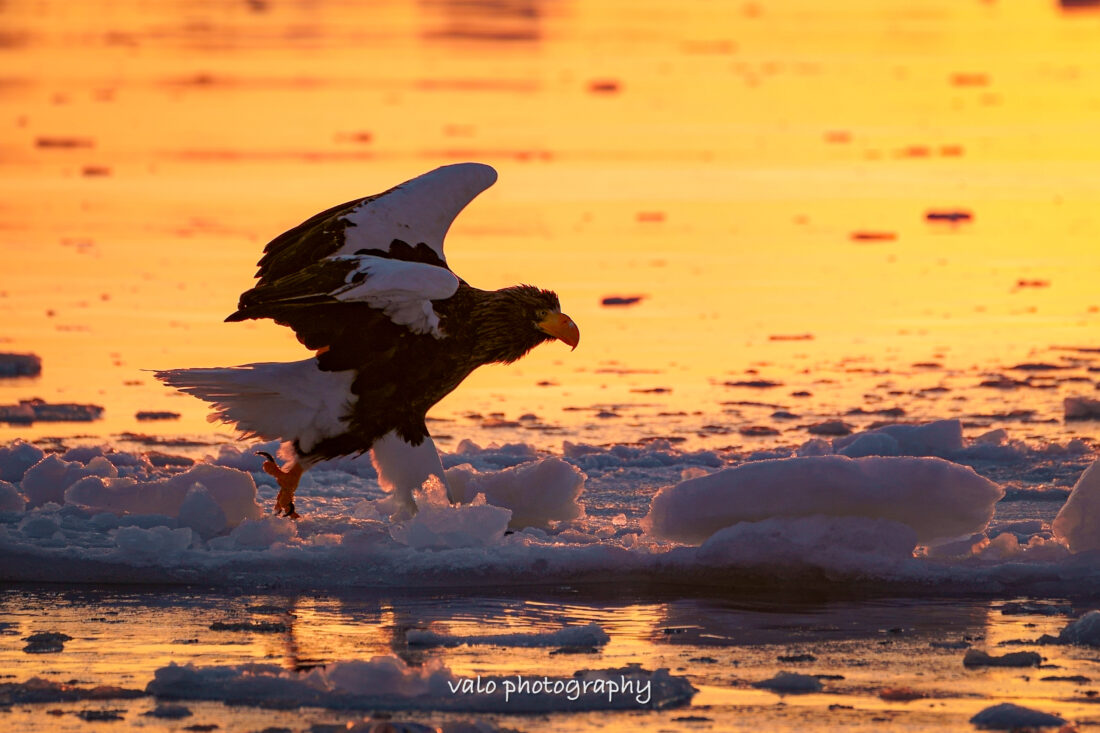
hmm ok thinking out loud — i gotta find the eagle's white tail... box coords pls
[155,359,355,454]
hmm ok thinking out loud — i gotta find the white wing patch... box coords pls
[338,162,497,264]
[329,255,459,338]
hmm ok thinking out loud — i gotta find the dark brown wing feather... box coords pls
[252,192,386,285]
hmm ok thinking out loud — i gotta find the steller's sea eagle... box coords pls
[156,163,579,518]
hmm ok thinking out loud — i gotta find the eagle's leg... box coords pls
[257,452,304,519]
[370,431,447,519]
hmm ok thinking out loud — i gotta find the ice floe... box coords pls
[645,455,1002,545]
[1058,610,1100,646]
[145,657,694,712]
[1052,457,1100,552]
[0,422,1097,593]
[969,702,1066,730]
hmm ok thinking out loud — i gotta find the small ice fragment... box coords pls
[135,411,181,421]
[0,480,25,512]
[601,295,645,306]
[1065,395,1100,420]
[1058,610,1100,647]
[837,432,899,457]
[144,704,192,719]
[725,379,782,388]
[0,439,45,482]
[807,420,852,436]
[751,671,823,693]
[1052,458,1100,552]
[925,210,973,223]
[974,429,1007,445]
[962,649,1041,668]
[739,425,779,436]
[0,352,42,377]
[969,702,1065,730]
[22,631,73,654]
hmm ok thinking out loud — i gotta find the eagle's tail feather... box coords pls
[155,359,354,454]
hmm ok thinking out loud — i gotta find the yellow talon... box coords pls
[258,453,304,519]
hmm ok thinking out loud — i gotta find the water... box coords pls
[2,586,1099,732]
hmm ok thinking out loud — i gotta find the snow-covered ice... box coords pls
[645,455,1002,545]
[969,702,1066,730]
[445,456,585,529]
[0,423,1097,594]
[1058,610,1100,646]
[751,671,823,693]
[145,657,695,712]
[1052,457,1100,552]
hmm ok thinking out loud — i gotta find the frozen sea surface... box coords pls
[1,418,1098,594]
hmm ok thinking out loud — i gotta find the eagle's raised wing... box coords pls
[227,163,496,370]
[251,162,497,284]
[227,254,459,337]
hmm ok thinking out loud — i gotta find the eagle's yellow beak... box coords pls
[538,311,580,350]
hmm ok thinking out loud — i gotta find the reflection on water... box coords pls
[2,586,1098,731]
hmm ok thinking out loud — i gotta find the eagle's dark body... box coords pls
[157,163,578,515]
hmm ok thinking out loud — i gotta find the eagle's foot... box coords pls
[257,452,303,519]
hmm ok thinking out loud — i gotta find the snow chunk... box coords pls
[209,516,297,550]
[317,656,455,698]
[0,479,25,512]
[796,438,833,457]
[445,457,585,529]
[177,484,228,538]
[1065,395,1100,420]
[970,702,1065,730]
[115,525,194,556]
[62,444,110,464]
[645,455,1003,545]
[1053,457,1100,553]
[837,432,899,458]
[408,622,609,649]
[19,514,60,539]
[0,677,143,703]
[63,463,261,527]
[144,704,192,719]
[390,479,511,549]
[1059,610,1100,646]
[751,671,823,693]
[146,657,695,712]
[962,649,1041,668]
[22,454,117,507]
[208,444,267,473]
[0,440,44,482]
[697,516,919,572]
[833,419,964,458]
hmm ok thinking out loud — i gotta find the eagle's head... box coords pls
[477,285,579,364]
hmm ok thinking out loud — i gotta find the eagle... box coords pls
[156,163,579,518]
